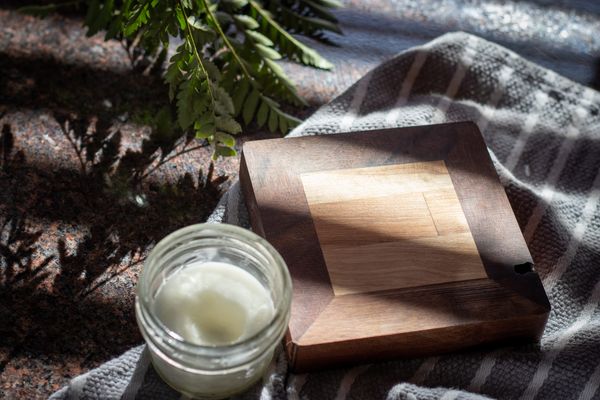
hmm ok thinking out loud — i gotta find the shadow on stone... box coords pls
[0,114,228,370]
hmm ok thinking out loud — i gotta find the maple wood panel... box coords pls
[302,160,485,295]
[240,122,550,371]
[322,233,486,295]
[301,160,453,205]
[305,192,439,245]
[423,189,471,235]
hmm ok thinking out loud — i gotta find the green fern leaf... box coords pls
[214,145,237,159]
[194,113,216,137]
[187,15,211,31]
[256,100,269,127]
[86,0,115,36]
[301,15,343,34]
[124,2,151,36]
[176,78,197,130]
[212,84,235,116]
[165,44,188,100]
[249,0,333,70]
[268,108,278,132]
[203,59,222,82]
[298,0,339,23]
[215,131,236,147]
[175,6,187,29]
[263,58,294,88]
[308,0,343,8]
[278,113,288,132]
[254,43,282,60]
[245,30,274,46]
[243,89,260,124]
[215,116,242,134]
[234,14,259,29]
[232,79,250,116]
[222,0,248,9]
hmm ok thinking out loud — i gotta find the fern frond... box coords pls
[24,0,342,158]
[249,0,333,69]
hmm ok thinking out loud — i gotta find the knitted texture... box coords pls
[51,32,600,400]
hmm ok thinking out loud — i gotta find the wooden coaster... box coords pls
[240,122,550,371]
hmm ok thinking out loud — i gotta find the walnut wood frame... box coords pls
[240,122,550,371]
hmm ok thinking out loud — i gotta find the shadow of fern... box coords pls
[0,113,228,365]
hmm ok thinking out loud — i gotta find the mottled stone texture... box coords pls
[1,0,599,397]
[0,9,241,399]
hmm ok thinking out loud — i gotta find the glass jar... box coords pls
[135,223,292,399]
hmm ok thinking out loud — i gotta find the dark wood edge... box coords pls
[289,312,549,372]
[445,124,550,311]
[240,147,336,344]
[288,277,549,367]
[239,152,265,237]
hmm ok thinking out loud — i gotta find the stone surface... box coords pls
[0,9,241,399]
[0,0,599,398]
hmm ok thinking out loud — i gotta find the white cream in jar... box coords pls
[154,261,275,346]
[135,224,292,400]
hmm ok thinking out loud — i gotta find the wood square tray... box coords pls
[239,122,550,371]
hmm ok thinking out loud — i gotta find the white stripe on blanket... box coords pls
[578,360,600,400]
[543,169,600,294]
[339,71,374,131]
[521,278,600,400]
[504,90,549,171]
[523,90,594,242]
[385,50,429,126]
[431,36,477,124]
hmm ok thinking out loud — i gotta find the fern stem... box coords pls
[198,0,255,85]
[180,2,216,111]
[199,0,292,118]
[249,1,304,55]
[249,0,332,70]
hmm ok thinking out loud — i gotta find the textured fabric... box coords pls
[51,32,600,400]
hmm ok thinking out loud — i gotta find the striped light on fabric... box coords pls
[460,64,517,395]
[521,278,600,400]
[121,348,151,400]
[475,64,514,132]
[467,351,502,393]
[504,90,549,171]
[259,350,287,400]
[338,71,374,131]
[431,36,478,125]
[578,360,600,400]
[333,365,371,400]
[523,93,593,242]
[409,356,440,386]
[542,169,600,295]
[385,50,429,126]
[225,181,241,224]
[401,37,479,384]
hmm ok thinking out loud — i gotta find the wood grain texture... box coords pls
[321,233,485,295]
[239,122,550,371]
[299,279,547,345]
[301,161,453,204]
[302,160,485,295]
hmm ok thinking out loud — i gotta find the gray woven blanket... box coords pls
[52,32,600,400]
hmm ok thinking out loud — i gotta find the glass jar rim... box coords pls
[136,223,292,365]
